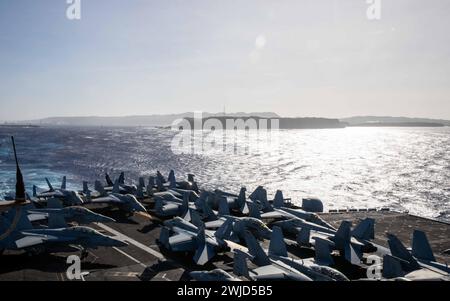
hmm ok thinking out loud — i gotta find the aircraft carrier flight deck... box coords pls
[1,202,448,281]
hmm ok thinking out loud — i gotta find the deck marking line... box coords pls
[95,222,165,260]
[112,247,147,268]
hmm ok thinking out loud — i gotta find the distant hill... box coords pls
[24,112,280,127]
[179,116,346,129]
[341,116,450,126]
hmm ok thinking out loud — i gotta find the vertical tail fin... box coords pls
[11,136,26,202]
[382,254,405,279]
[136,184,144,199]
[236,187,246,206]
[412,230,436,262]
[236,187,248,214]
[248,202,261,219]
[344,243,362,265]
[118,172,125,185]
[156,170,166,183]
[387,233,420,271]
[296,228,311,246]
[352,218,375,240]
[334,221,362,264]
[215,218,233,240]
[193,243,215,266]
[193,224,215,265]
[258,187,272,211]
[85,189,92,202]
[138,177,145,188]
[147,176,154,196]
[45,178,54,192]
[201,197,217,221]
[61,176,67,190]
[105,173,114,186]
[218,197,230,216]
[112,179,120,194]
[313,237,335,266]
[32,185,37,198]
[187,174,195,183]
[273,190,284,208]
[82,181,89,194]
[148,176,155,188]
[233,250,250,277]
[182,208,203,227]
[180,193,189,214]
[95,180,106,196]
[269,226,288,257]
[334,221,352,250]
[168,170,176,189]
[248,186,262,201]
[244,231,271,266]
[156,176,164,192]
[190,210,203,227]
[192,181,199,193]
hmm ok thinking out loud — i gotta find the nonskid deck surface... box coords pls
[1,207,449,281]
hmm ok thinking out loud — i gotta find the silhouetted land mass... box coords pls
[179,116,346,129]
[341,116,450,126]
[20,112,279,127]
[6,114,449,128]
[348,122,444,127]
[0,124,39,128]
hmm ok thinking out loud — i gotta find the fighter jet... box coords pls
[86,181,147,215]
[384,231,450,279]
[167,170,199,192]
[158,217,233,265]
[34,176,84,206]
[27,205,115,226]
[201,187,249,215]
[189,269,242,281]
[293,218,377,265]
[152,192,198,218]
[248,188,335,230]
[0,208,127,257]
[199,197,272,241]
[235,227,349,281]
[0,137,30,213]
[272,217,336,237]
[237,231,313,281]
[103,172,137,194]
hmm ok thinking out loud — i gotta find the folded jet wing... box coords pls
[15,232,75,249]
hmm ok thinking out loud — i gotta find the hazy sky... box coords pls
[0,0,449,121]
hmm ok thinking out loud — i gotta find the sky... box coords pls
[0,0,449,121]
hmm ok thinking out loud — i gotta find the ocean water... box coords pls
[0,126,449,222]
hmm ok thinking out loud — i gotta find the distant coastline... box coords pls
[3,113,449,129]
[347,122,444,127]
[0,124,40,129]
[180,116,346,129]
